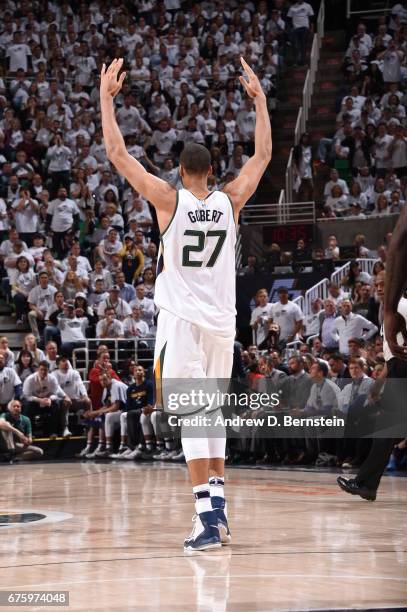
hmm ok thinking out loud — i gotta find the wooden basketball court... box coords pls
[1,462,406,611]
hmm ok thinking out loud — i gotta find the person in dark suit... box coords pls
[337,208,407,501]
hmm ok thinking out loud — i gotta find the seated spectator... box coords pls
[324,168,350,200]
[115,271,136,303]
[53,355,91,437]
[44,291,65,346]
[58,303,89,358]
[0,337,15,368]
[326,184,349,216]
[11,255,36,327]
[129,283,155,328]
[84,372,128,458]
[123,306,150,338]
[0,399,43,461]
[97,285,132,321]
[22,360,71,437]
[96,307,124,339]
[14,349,37,382]
[19,333,45,365]
[0,351,22,410]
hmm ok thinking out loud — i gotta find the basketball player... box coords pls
[338,206,407,501]
[100,57,272,550]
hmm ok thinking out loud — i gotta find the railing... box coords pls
[304,278,330,314]
[286,0,325,202]
[292,294,305,313]
[240,201,315,225]
[346,0,392,19]
[330,258,378,288]
[71,337,154,377]
[285,148,295,203]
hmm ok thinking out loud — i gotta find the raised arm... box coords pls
[223,57,272,216]
[100,59,176,229]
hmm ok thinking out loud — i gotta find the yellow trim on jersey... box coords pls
[154,342,167,409]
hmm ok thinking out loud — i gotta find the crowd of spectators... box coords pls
[0,1,405,472]
[293,4,407,221]
[237,258,407,470]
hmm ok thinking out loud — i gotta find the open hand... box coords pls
[100,59,126,99]
[239,57,265,100]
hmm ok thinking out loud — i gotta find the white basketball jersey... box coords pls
[154,188,237,337]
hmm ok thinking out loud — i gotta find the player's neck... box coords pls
[182,177,210,199]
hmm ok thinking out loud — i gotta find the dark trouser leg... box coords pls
[44,325,61,346]
[13,292,28,319]
[297,27,309,65]
[53,231,68,260]
[357,438,396,490]
[49,400,64,436]
[357,358,407,490]
[126,409,142,448]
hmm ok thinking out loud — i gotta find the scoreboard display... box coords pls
[263,223,314,246]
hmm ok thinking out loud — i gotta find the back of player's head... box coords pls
[179,143,211,176]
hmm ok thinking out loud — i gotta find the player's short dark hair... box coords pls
[179,143,211,175]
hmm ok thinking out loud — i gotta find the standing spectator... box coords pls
[46,133,72,195]
[46,187,80,259]
[250,288,273,348]
[287,0,314,66]
[12,188,39,246]
[293,132,314,202]
[27,271,57,340]
[332,299,378,355]
[269,287,303,344]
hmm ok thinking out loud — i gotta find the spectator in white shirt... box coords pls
[123,306,150,338]
[287,0,314,66]
[250,288,273,348]
[46,187,80,259]
[129,283,154,327]
[96,307,124,338]
[58,303,89,357]
[0,352,22,409]
[28,271,57,340]
[270,287,303,344]
[12,188,39,246]
[332,299,378,355]
[22,360,71,437]
[53,355,91,418]
[12,255,36,327]
[6,32,32,73]
[46,133,72,195]
[324,168,350,199]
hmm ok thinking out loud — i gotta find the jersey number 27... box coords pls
[182,230,226,268]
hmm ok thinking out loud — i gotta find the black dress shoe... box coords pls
[337,476,377,501]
